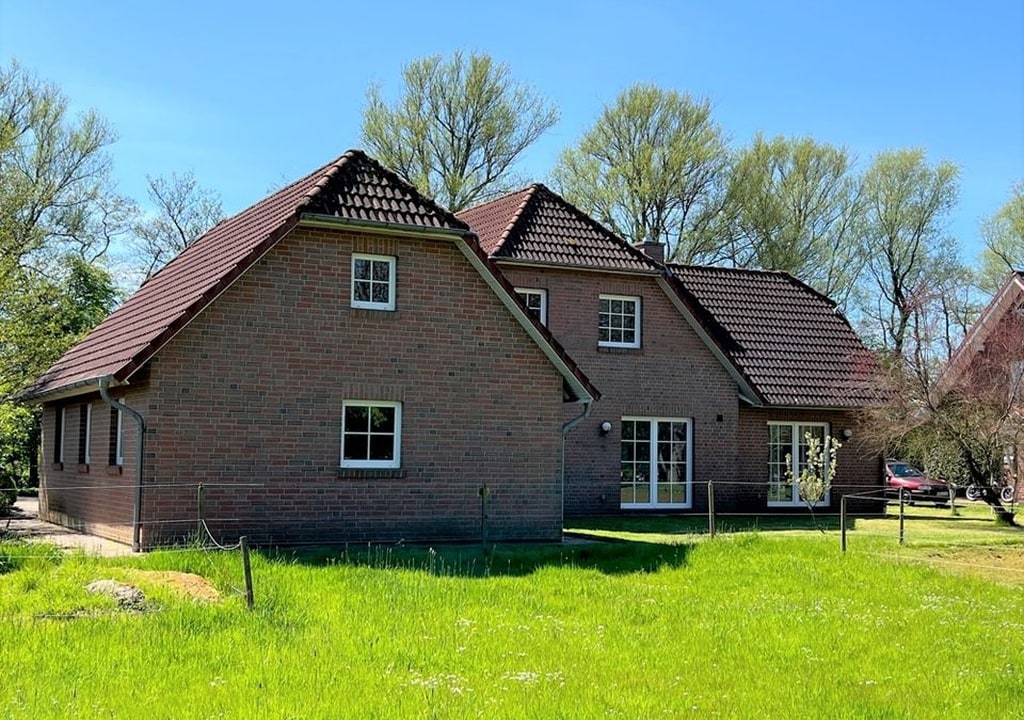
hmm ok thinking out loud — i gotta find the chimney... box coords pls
[634,240,665,264]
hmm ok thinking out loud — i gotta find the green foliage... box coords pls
[552,84,731,263]
[0,60,126,272]
[857,148,961,357]
[0,403,35,495]
[978,182,1024,295]
[362,51,558,211]
[727,135,864,306]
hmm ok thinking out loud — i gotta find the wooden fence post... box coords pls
[898,494,906,546]
[840,495,847,553]
[196,483,204,541]
[707,481,716,538]
[240,536,254,610]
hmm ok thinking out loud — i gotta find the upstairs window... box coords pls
[598,295,640,348]
[351,254,396,311]
[341,401,401,469]
[515,288,548,326]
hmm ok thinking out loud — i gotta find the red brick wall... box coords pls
[136,228,567,546]
[736,407,883,513]
[495,265,741,515]
[38,386,148,545]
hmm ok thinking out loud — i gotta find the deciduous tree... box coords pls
[0,60,124,490]
[130,171,223,279]
[362,51,558,211]
[978,182,1024,296]
[726,135,863,305]
[552,84,731,263]
[857,149,960,358]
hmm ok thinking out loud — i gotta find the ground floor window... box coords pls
[109,404,124,466]
[78,403,92,465]
[341,401,401,469]
[621,417,691,508]
[767,422,829,506]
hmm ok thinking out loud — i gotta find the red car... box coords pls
[884,460,950,505]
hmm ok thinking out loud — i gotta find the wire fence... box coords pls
[3,476,1022,605]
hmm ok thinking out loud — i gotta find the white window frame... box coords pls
[82,403,92,465]
[620,416,692,509]
[341,400,402,469]
[598,294,641,348]
[515,288,548,326]
[767,421,831,507]
[351,253,396,311]
[58,406,66,464]
[115,406,124,466]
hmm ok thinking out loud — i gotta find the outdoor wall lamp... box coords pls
[841,428,853,439]
[600,421,613,435]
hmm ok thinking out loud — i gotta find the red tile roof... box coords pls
[22,151,601,402]
[668,265,878,407]
[458,184,660,273]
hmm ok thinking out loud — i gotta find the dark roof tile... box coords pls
[458,185,660,273]
[668,265,878,407]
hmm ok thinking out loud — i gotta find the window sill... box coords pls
[597,345,642,354]
[106,465,123,476]
[77,463,90,474]
[337,468,406,479]
[51,462,63,472]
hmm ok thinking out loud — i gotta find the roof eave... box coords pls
[298,213,471,241]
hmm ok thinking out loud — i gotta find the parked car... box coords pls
[884,460,950,505]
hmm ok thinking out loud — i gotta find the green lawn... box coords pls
[2,509,1023,719]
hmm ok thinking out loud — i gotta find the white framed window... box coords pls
[115,407,124,466]
[78,403,92,465]
[767,422,830,507]
[620,417,692,509]
[341,401,401,469]
[515,288,548,326]
[351,254,396,311]
[109,404,124,466]
[599,294,640,348]
[55,406,66,464]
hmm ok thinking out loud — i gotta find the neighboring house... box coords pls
[939,271,1024,503]
[19,151,597,549]
[459,184,881,516]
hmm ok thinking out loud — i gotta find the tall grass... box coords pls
[1,533,1022,718]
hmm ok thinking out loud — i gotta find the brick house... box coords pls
[20,152,597,549]
[459,184,881,516]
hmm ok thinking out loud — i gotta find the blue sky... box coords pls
[1,0,1021,262]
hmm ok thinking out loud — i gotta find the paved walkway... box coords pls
[3,498,135,557]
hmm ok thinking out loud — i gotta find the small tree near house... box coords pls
[786,432,842,531]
